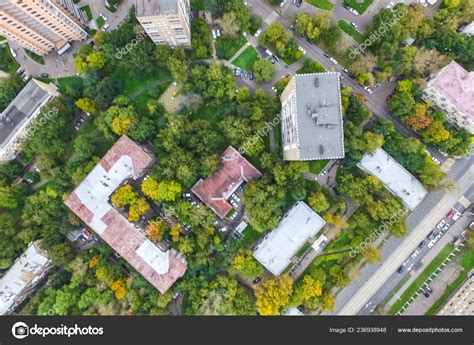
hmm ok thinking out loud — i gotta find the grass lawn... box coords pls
[96,16,106,29]
[56,76,84,92]
[0,45,19,73]
[191,104,219,123]
[305,0,335,11]
[309,160,329,174]
[337,20,364,44]
[80,5,93,21]
[343,0,374,14]
[133,81,171,116]
[232,46,260,71]
[216,35,247,60]
[242,226,265,249]
[389,244,454,315]
[116,67,170,96]
[25,49,45,64]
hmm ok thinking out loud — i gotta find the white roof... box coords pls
[136,240,170,274]
[0,242,50,315]
[253,201,326,276]
[358,148,428,210]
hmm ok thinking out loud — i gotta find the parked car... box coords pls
[253,277,261,285]
[255,28,262,38]
[386,1,395,8]
[99,13,108,21]
[329,57,338,65]
[298,46,306,55]
[40,72,49,78]
[425,285,433,293]
[418,240,427,248]
[431,156,441,165]
[320,168,328,176]
[421,287,430,298]
[323,52,331,58]
[448,209,461,221]
[364,86,373,94]
[102,23,110,31]
[9,47,17,58]
[351,22,359,29]
[397,265,405,273]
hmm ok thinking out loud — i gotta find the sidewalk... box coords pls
[229,42,250,63]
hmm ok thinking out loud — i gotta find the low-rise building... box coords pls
[438,274,473,315]
[253,201,326,276]
[136,0,191,48]
[191,146,262,219]
[280,72,345,161]
[357,148,428,211]
[423,61,474,134]
[0,79,59,162]
[65,136,187,294]
[0,241,51,315]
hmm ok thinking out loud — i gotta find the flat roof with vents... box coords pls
[253,201,326,276]
[288,72,345,160]
[358,148,428,210]
[136,0,178,16]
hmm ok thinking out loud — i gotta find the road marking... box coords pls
[264,11,279,25]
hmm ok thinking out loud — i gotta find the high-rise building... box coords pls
[280,73,345,161]
[423,61,474,134]
[0,0,87,56]
[136,0,191,48]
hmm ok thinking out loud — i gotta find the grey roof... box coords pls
[294,73,345,160]
[136,0,178,16]
[0,79,52,149]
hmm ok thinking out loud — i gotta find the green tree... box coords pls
[307,191,330,213]
[252,59,276,82]
[255,275,293,315]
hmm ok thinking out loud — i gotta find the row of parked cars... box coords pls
[235,68,254,80]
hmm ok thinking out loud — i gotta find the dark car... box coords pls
[425,285,433,293]
[323,52,331,58]
[421,288,430,298]
[253,277,261,285]
[427,230,436,240]
[296,0,303,6]
[40,72,49,78]
[418,240,427,248]
[397,265,405,273]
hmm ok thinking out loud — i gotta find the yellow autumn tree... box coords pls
[128,198,150,222]
[147,219,168,242]
[111,279,127,300]
[111,185,137,208]
[170,224,183,242]
[88,255,100,269]
[255,275,293,315]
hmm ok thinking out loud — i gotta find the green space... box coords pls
[232,46,260,71]
[56,76,84,92]
[96,16,106,29]
[80,5,93,21]
[305,0,335,11]
[309,160,329,174]
[190,0,205,11]
[337,20,364,44]
[0,45,19,73]
[389,244,454,315]
[132,80,171,116]
[116,67,170,96]
[216,36,247,60]
[25,49,45,65]
[343,0,374,14]
[242,226,264,249]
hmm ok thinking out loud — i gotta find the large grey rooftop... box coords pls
[136,0,178,16]
[0,79,51,149]
[294,73,345,160]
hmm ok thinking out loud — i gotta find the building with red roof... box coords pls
[191,146,262,218]
[65,136,187,294]
[423,60,474,134]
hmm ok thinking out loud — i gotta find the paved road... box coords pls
[360,198,473,315]
[336,155,474,314]
[246,0,445,162]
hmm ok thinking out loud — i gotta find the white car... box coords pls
[212,29,217,40]
[103,23,110,31]
[364,86,373,94]
[329,57,338,65]
[351,22,358,29]
[436,219,446,229]
[271,86,277,93]
[386,1,395,9]
[9,47,17,58]
[99,13,108,21]
[255,28,262,38]
[298,46,306,55]
[349,7,359,15]
[431,156,441,165]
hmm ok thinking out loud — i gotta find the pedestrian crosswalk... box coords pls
[264,11,279,25]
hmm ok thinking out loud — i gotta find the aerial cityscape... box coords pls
[0,0,472,339]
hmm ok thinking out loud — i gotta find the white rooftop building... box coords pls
[253,201,326,276]
[0,242,51,315]
[358,148,428,210]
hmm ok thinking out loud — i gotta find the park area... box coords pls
[337,20,364,43]
[232,46,260,71]
[0,45,19,73]
[343,0,374,14]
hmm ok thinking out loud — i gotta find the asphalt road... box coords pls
[246,0,446,162]
[336,155,474,315]
[358,189,474,315]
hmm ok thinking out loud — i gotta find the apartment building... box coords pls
[136,0,191,48]
[0,79,59,163]
[423,61,474,134]
[0,0,87,56]
[280,72,345,161]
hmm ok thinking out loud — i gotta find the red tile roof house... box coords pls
[191,146,262,218]
[65,136,187,294]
